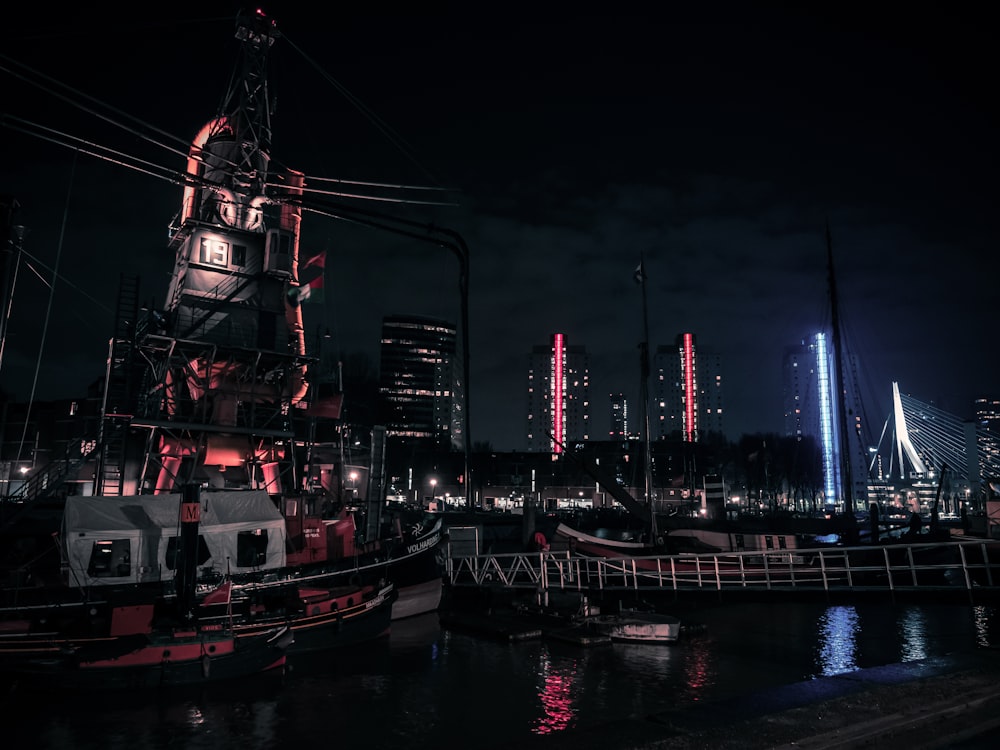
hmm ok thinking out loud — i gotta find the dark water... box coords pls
[6,600,999,749]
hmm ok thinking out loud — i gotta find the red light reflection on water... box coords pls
[531,652,578,734]
[682,637,713,699]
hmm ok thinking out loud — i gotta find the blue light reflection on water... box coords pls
[899,605,930,662]
[5,601,998,750]
[815,605,861,675]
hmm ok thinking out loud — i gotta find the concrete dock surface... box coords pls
[507,648,1000,749]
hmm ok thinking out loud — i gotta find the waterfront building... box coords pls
[974,397,1000,496]
[975,397,1000,434]
[653,333,724,442]
[525,334,590,453]
[609,392,628,439]
[0,384,104,497]
[782,334,867,508]
[782,340,821,441]
[378,314,462,450]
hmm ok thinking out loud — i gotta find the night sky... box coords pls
[1,4,996,451]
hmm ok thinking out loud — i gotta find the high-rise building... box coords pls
[526,333,590,453]
[609,392,628,439]
[782,333,867,507]
[782,339,821,440]
[378,314,462,450]
[974,396,1000,433]
[652,333,724,441]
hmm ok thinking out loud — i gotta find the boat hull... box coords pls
[3,625,291,691]
[225,517,445,623]
[203,583,396,654]
[393,577,443,621]
[554,522,823,583]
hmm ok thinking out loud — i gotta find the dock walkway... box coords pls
[445,538,1000,603]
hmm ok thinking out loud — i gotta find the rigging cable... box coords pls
[0,53,194,161]
[3,44,454,208]
[281,33,446,189]
[265,177,457,206]
[14,151,75,475]
[0,224,24,375]
[20,251,114,318]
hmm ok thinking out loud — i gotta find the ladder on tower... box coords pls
[3,435,100,504]
[95,273,141,496]
[364,426,388,542]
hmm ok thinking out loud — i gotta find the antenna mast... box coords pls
[637,253,657,541]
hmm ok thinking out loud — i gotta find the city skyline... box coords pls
[1,6,996,453]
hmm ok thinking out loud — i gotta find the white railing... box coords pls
[445,539,998,599]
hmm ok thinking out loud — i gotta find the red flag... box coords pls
[302,250,326,270]
[298,274,324,304]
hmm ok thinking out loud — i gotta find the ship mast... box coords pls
[636,253,658,542]
[0,197,24,376]
[826,223,855,512]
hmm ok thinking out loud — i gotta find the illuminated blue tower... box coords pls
[814,332,842,503]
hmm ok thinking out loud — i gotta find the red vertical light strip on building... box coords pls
[683,333,695,443]
[553,333,565,453]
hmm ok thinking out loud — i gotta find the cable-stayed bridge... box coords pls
[869,382,1000,505]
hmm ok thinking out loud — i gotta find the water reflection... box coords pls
[5,602,998,750]
[814,605,859,676]
[682,634,715,700]
[897,605,929,661]
[532,651,579,734]
[972,604,996,648]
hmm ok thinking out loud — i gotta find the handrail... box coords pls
[444,539,1000,601]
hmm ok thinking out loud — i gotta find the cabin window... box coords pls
[232,244,247,267]
[764,536,775,550]
[778,536,787,550]
[264,229,293,276]
[87,539,131,578]
[164,535,212,571]
[734,534,745,551]
[236,529,269,568]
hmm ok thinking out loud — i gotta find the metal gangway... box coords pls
[445,539,1000,603]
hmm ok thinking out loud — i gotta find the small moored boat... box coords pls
[583,611,681,644]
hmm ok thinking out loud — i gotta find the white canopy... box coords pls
[61,490,287,588]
